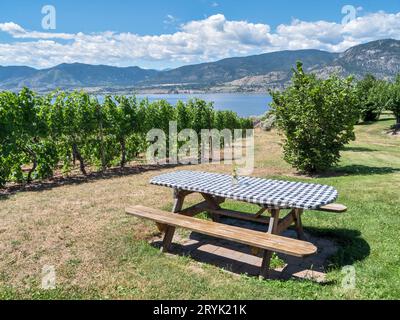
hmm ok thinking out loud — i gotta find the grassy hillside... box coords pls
[0,115,399,299]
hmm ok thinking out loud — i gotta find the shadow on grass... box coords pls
[358,117,396,125]
[319,165,400,178]
[342,146,378,152]
[305,226,370,268]
[0,163,183,200]
[386,124,400,135]
[151,217,369,283]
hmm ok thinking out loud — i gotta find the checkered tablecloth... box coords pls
[150,170,338,210]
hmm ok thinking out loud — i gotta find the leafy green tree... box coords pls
[29,92,59,180]
[356,74,384,122]
[270,62,359,173]
[0,89,253,186]
[387,75,400,130]
[240,117,254,130]
[176,100,192,131]
[142,100,175,133]
[187,99,214,133]
[103,95,138,167]
[213,111,225,131]
[12,89,58,182]
[0,89,58,184]
[0,91,19,186]
[221,111,240,131]
[51,91,98,175]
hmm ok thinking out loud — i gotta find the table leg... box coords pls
[260,209,280,279]
[161,226,176,253]
[160,189,186,253]
[292,209,306,240]
[201,193,222,222]
[172,189,186,213]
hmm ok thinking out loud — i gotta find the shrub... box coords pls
[270,62,359,173]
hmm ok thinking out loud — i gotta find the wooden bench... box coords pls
[318,203,347,213]
[126,205,318,279]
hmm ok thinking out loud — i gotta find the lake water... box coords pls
[134,93,271,117]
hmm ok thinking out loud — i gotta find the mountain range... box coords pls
[1,39,399,93]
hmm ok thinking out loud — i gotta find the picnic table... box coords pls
[150,170,341,237]
[127,170,346,278]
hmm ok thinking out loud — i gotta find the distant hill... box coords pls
[0,39,399,93]
[0,63,158,92]
[143,49,338,86]
[335,39,400,79]
[0,66,37,82]
[215,39,400,92]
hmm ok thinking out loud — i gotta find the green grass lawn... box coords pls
[220,117,400,299]
[1,116,399,300]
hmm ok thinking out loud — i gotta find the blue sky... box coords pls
[1,0,398,34]
[0,0,399,69]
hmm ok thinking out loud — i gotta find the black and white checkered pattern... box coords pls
[150,170,338,210]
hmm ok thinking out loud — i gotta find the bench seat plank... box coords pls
[126,205,317,258]
[318,203,347,213]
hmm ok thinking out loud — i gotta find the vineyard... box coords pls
[0,88,253,187]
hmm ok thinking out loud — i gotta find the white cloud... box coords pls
[0,11,399,69]
[0,22,25,34]
[269,11,400,52]
[0,22,75,40]
[163,14,178,26]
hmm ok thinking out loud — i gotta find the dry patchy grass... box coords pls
[0,128,293,295]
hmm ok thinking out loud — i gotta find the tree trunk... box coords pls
[99,116,106,172]
[396,115,400,130]
[23,147,37,183]
[72,143,86,175]
[120,138,127,168]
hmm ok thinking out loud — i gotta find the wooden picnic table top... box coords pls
[150,170,338,210]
